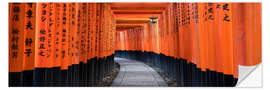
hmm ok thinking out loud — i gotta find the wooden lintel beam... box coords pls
[116,20,150,23]
[111,7,166,10]
[114,11,162,14]
[110,3,170,8]
[115,14,161,20]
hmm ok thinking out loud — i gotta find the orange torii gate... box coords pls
[114,3,261,87]
[9,2,261,87]
[9,3,116,86]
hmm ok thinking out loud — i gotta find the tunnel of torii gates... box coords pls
[9,3,261,87]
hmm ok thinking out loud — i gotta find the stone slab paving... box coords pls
[111,57,168,87]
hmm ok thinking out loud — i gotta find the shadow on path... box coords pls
[111,57,168,87]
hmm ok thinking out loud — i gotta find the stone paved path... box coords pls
[111,57,168,87]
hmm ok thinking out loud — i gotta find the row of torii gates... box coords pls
[9,3,261,87]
